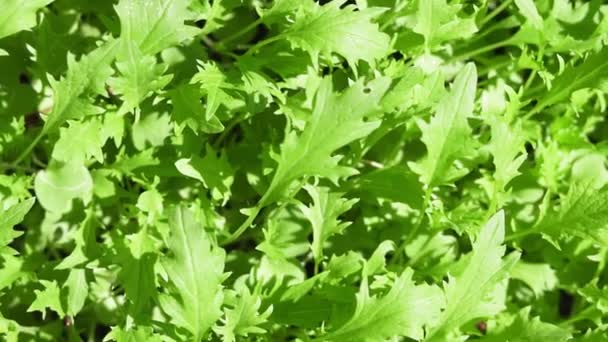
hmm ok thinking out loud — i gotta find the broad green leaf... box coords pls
[131,113,172,150]
[136,189,164,218]
[0,198,35,254]
[63,268,88,316]
[321,269,443,341]
[34,163,93,214]
[104,326,162,342]
[356,165,424,209]
[214,287,273,342]
[169,84,224,134]
[487,116,528,193]
[109,41,173,114]
[117,252,156,317]
[158,206,225,341]
[114,0,199,55]
[413,0,477,50]
[481,307,571,342]
[191,62,234,121]
[282,0,390,67]
[529,47,608,115]
[175,145,234,205]
[514,0,544,30]
[410,63,477,188]
[0,0,53,39]
[425,211,521,341]
[297,185,357,265]
[28,280,65,319]
[261,76,391,206]
[52,118,106,165]
[56,211,98,270]
[511,262,557,297]
[43,40,119,135]
[536,181,608,246]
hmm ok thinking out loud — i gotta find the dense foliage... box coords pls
[1,0,608,341]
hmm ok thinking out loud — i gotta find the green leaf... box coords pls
[511,262,557,297]
[104,326,162,342]
[109,41,173,114]
[52,118,106,165]
[282,0,390,67]
[426,211,521,341]
[191,61,235,121]
[514,0,544,30]
[410,63,477,188]
[487,116,528,193]
[214,287,273,342]
[297,185,357,265]
[321,269,444,342]
[114,0,199,55]
[0,0,53,39]
[356,165,424,210]
[34,163,93,214]
[28,280,65,319]
[158,206,225,341]
[131,113,172,150]
[0,198,35,253]
[529,47,608,115]
[261,76,391,206]
[536,181,608,246]
[43,40,119,135]
[63,268,89,316]
[412,0,477,50]
[175,145,234,205]
[481,307,571,342]
[168,84,224,134]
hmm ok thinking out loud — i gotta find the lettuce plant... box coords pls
[1,0,608,341]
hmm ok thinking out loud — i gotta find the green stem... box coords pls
[217,17,264,48]
[244,34,283,56]
[12,130,45,167]
[480,0,514,27]
[394,187,432,263]
[221,205,262,245]
[449,39,512,63]
[505,226,539,242]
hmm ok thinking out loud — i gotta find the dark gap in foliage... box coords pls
[224,237,257,254]
[24,111,43,131]
[303,260,316,278]
[18,72,30,85]
[558,290,575,318]
[524,142,535,162]
[95,324,112,339]
[390,51,404,61]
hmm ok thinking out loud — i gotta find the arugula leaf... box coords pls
[298,185,357,266]
[28,280,65,319]
[0,198,35,254]
[528,47,608,116]
[109,41,173,114]
[261,76,391,206]
[410,63,477,188]
[536,181,608,246]
[481,307,571,342]
[52,119,106,165]
[34,162,93,214]
[282,0,390,67]
[158,206,225,341]
[114,0,199,55]
[321,268,443,341]
[413,0,477,50]
[214,287,273,342]
[425,211,520,341]
[0,0,53,39]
